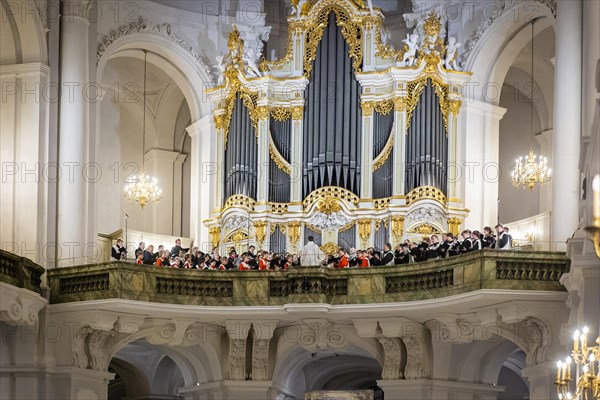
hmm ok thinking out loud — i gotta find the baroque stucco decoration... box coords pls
[460,0,556,69]
[377,336,404,380]
[72,325,117,371]
[495,315,552,366]
[96,16,214,86]
[297,319,349,352]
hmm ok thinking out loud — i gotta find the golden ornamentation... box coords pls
[448,99,462,116]
[254,221,267,244]
[391,215,405,238]
[209,226,221,249]
[447,218,462,236]
[409,224,439,235]
[373,197,391,211]
[316,196,342,215]
[321,242,340,256]
[394,97,407,112]
[361,101,374,116]
[405,186,447,206]
[269,203,289,214]
[226,229,249,244]
[416,12,446,70]
[362,100,393,117]
[269,139,291,174]
[404,76,449,133]
[271,107,292,121]
[584,175,600,257]
[338,220,356,233]
[224,194,257,210]
[365,14,405,62]
[304,186,360,209]
[358,219,372,246]
[256,105,270,121]
[372,133,394,172]
[291,106,304,120]
[556,326,600,400]
[287,221,302,245]
[304,2,363,79]
[210,28,261,148]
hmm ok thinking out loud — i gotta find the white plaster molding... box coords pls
[0,282,47,327]
[96,16,214,86]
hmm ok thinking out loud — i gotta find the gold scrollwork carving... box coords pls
[304,187,360,209]
[271,107,292,121]
[394,97,407,112]
[269,140,291,175]
[269,203,289,214]
[373,198,391,211]
[255,105,270,121]
[224,194,257,210]
[316,196,342,215]
[416,12,446,70]
[287,221,302,245]
[304,3,363,79]
[254,221,267,245]
[405,186,447,206]
[408,224,439,235]
[291,106,304,120]
[362,100,393,117]
[372,134,394,172]
[358,219,372,246]
[448,99,462,116]
[391,215,405,238]
[209,226,221,249]
[447,218,462,237]
[321,242,340,256]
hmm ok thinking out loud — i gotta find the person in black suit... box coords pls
[170,239,189,257]
[111,238,126,260]
[380,243,395,266]
[482,227,496,248]
[471,231,483,251]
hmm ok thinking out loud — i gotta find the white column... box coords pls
[360,105,374,203]
[535,129,553,213]
[57,0,92,267]
[256,114,270,211]
[462,101,506,229]
[551,0,582,245]
[392,102,407,200]
[289,110,304,210]
[46,367,114,400]
[187,115,215,251]
[522,362,559,400]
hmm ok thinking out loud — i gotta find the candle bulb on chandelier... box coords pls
[566,357,571,380]
[574,330,580,352]
[557,360,563,381]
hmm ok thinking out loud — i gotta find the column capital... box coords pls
[61,0,96,22]
[463,99,507,120]
[186,114,214,138]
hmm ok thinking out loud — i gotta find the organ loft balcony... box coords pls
[0,249,568,308]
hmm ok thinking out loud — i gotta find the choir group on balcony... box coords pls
[111,225,513,269]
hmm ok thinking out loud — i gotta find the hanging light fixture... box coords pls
[124,50,162,208]
[511,20,552,191]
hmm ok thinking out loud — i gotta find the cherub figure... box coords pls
[243,48,262,78]
[402,33,419,66]
[214,54,226,85]
[444,37,461,70]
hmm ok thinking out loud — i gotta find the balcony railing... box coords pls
[44,250,569,306]
[0,250,46,295]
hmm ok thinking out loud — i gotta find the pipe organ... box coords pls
[206,0,471,255]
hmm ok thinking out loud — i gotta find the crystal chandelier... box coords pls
[555,326,600,400]
[511,20,552,191]
[124,50,162,208]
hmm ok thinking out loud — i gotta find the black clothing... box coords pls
[380,251,394,266]
[143,250,155,265]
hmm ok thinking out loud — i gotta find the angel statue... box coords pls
[444,37,461,70]
[401,33,419,66]
[243,48,262,78]
[214,54,227,85]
